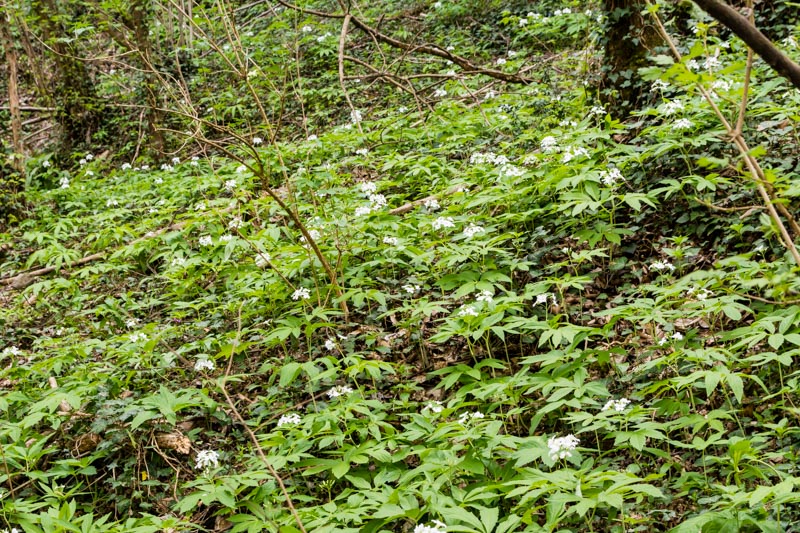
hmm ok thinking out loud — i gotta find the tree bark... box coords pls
[693,0,800,91]
[0,10,24,174]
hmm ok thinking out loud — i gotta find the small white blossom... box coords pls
[463,223,485,238]
[602,398,631,412]
[458,411,485,424]
[292,287,311,300]
[704,54,722,71]
[199,235,213,246]
[194,359,215,372]
[355,148,369,156]
[219,234,233,242]
[383,236,399,246]
[277,413,302,427]
[590,105,606,116]
[424,401,444,414]
[126,318,139,329]
[369,193,387,208]
[672,118,694,130]
[85,170,94,177]
[414,522,446,533]
[171,257,186,268]
[403,284,421,294]
[350,109,363,123]
[129,332,148,343]
[235,165,247,174]
[307,134,318,141]
[360,182,377,194]
[672,331,684,340]
[496,58,507,66]
[324,339,337,351]
[712,79,732,92]
[547,434,579,460]
[86,154,94,161]
[662,100,684,115]
[423,198,440,211]
[252,137,263,146]
[190,156,199,166]
[224,179,237,190]
[561,146,590,163]
[651,260,675,272]
[106,199,119,208]
[194,202,205,211]
[327,385,354,398]
[433,88,447,98]
[686,59,700,71]
[171,157,180,165]
[458,305,478,317]
[354,206,372,217]
[59,177,70,189]
[432,217,455,230]
[501,165,524,178]
[599,168,623,186]
[475,290,493,303]
[535,293,555,306]
[301,25,313,33]
[540,136,559,153]
[195,450,220,470]
[2,346,21,357]
[651,79,670,92]
[160,164,173,172]
[229,216,243,229]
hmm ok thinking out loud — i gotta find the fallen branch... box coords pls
[388,184,466,215]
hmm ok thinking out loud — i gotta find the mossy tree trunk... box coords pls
[600,0,663,114]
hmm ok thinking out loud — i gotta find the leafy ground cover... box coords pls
[2,1,800,532]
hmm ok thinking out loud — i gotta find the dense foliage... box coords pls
[2,1,800,532]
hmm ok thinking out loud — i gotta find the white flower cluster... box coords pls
[199,235,213,247]
[470,151,509,166]
[324,339,337,351]
[129,333,147,343]
[277,413,302,427]
[195,449,220,470]
[599,168,623,187]
[59,176,70,189]
[414,521,447,533]
[672,118,694,130]
[194,359,215,372]
[651,79,670,92]
[424,198,440,211]
[686,286,713,301]
[327,385,354,398]
[602,398,631,412]
[383,236,399,246]
[561,146,590,163]
[475,290,493,303]
[292,287,311,300]
[432,216,455,230]
[658,331,684,346]
[547,434,579,461]
[518,12,545,27]
[662,100,684,115]
[425,401,444,413]
[463,223,485,239]
[2,346,21,357]
[540,136,559,153]
[350,109,363,124]
[403,284,421,294]
[711,79,732,92]
[534,293,556,306]
[651,260,675,272]
[458,411,485,424]
[433,88,447,98]
[458,305,478,317]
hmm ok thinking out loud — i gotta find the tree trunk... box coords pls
[601,0,663,114]
[0,10,25,175]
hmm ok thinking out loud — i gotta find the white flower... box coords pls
[327,385,354,398]
[195,449,220,470]
[360,182,377,194]
[235,165,247,174]
[106,199,119,208]
[414,522,446,533]
[252,137,263,145]
[171,157,180,165]
[307,134,318,141]
[354,206,372,217]
[2,346,21,357]
[355,148,369,156]
[496,58,507,66]
[547,434,579,461]
[42,160,51,168]
[300,229,321,243]
[602,398,631,412]
[672,331,684,340]
[599,168,623,186]
[519,17,529,27]
[508,50,518,58]
[316,32,333,42]
[463,223,485,239]
[383,236,399,246]
[712,79,732,92]
[255,253,271,268]
[219,234,233,242]
[432,216,455,230]
[194,359,215,372]
[403,284,420,294]
[424,401,444,414]
[292,287,311,300]
[540,136,559,153]
[458,411,485,424]
[686,59,700,71]
[651,79,670,92]
[85,170,94,177]
[277,413,302,427]
[129,332,148,343]
[476,290,493,303]
[458,305,478,317]
[59,177,70,189]
[301,25,313,33]
[368,193,387,208]
[590,105,606,116]
[651,260,675,272]
[662,100,684,115]
[561,146,590,163]
[85,154,94,161]
[350,109,363,124]
[79,158,87,166]
[194,202,205,211]
[501,165,524,178]
[224,179,237,190]
[324,339,337,351]
[160,164,173,172]
[154,177,164,184]
[672,118,694,130]
[228,216,243,229]
[199,235,213,246]
[126,318,139,329]
[704,54,722,71]
[445,45,455,51]
[433,88,447,98]
[535,293,555,306]
[423,198,440,211]
[190,156,199,166]
[171,257,186,268]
